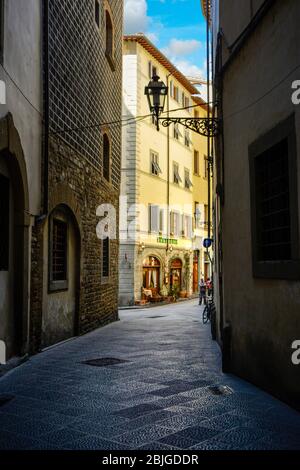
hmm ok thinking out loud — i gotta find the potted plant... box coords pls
[160,284,169,301]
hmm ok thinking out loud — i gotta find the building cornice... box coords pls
[124,34,207,110]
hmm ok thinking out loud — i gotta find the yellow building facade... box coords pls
[119,34,209,306]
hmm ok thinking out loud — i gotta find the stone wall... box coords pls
[30,0,123,350]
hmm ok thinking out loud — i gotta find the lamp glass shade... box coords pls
[145,75,168,116]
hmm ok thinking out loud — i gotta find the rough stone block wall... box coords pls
[30,0,123,350]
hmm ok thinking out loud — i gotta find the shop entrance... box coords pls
[143,257,161,296]
[170,258,182,290]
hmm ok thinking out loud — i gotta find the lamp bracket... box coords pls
[159,117,221,137]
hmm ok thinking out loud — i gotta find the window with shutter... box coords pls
[150,151,161,176]
[173,163,182,185]
[149,204,159,233]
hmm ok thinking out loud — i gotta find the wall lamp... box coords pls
[145,74,220,137]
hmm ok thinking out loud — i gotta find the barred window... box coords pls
[0,174,9,271]
[249,114,300,280]
[102,237,110,279]
[52,219,67,282]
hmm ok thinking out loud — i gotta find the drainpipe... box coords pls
[206,0,211,243]
[166,74,170,256]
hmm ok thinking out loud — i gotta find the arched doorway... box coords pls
[143,256,161,296]
[42,204,81,347]
[0,115,30,359]
[170,258,183,290]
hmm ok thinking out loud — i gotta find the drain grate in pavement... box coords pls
[82,358,129,367]
[0,395,15,407]
[208,385,234,396]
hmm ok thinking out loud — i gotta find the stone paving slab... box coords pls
[0,299,300,450]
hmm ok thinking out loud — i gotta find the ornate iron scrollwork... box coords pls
[160,117,220,137]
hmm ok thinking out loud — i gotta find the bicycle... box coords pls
[202,298,213,324]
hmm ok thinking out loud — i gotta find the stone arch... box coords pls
[0,113,30,357]
[43,200,81,346]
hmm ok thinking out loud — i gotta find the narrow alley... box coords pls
[0,300,299,450]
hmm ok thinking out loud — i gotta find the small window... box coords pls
[249,114,300,279]
[52,219,67,283]
[0,174,9,271]
[184,169,193,190]
[174,86,179,102]
[169,81,174,98]
[159,209,165,233]
[182,92,185,108]
[184,130,191,148]
[95,0,100,28]
[204,155,208,178]
[150,151,161,176]
[103,133,110,182]
[102,237,110,279]
[185,97,190,110]
[254,140,291,262]
[105,9,114,61]
[173,163,182,185]
[173,123,182,140]
[194,150,199,175]
[183,215,192,238]
[170,211,180,238]
[195,202,201,229]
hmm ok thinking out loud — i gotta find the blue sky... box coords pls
[124,0,207,79]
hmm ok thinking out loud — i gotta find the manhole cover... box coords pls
[0,395,15,407]
[82,358,129,367]
[208,385,234,396]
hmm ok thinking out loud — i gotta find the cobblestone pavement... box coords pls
[0,299,300,450]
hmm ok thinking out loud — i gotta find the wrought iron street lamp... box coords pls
[145,74,220,137]
[144,74,168,131]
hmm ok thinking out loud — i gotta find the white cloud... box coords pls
[162,38,202,57]
[124,0,149,34]
[174,59,205,79]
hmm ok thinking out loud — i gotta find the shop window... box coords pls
[0,174,9,271]
[103,133,110,182]
[102,237,110,279]
[249,114,300,279]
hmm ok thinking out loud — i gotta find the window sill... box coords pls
[49,280,69,293]
[253,260,300,281]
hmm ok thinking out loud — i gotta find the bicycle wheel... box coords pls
[203,305,209,324]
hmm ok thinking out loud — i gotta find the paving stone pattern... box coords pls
[0,300,299,450]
